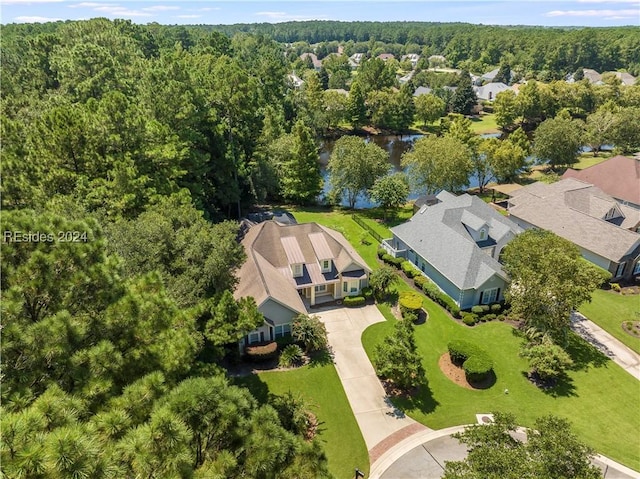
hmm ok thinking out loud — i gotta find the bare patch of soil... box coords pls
[438,353,496,390]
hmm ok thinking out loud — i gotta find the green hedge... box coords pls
[361,286,373,299]
[490,303,502,313]
[447,340,494,383]
[471,305,484,315]
[377,248,386,259]
[401,261,420,278]
[382,254,404,268]
[399,290,422,314]
[420,282,460,318]
[344,295,365,307]
[413,275,429,289]
[462,313,477,326]
[245,341,278,361]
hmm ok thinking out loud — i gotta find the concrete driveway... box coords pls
[314,304,430,454]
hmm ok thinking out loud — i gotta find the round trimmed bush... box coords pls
[447,340,479,365]
[245,341,278,361]
[471,305,484,315]
[484,313,497,321]
[462,313,477,326]
[399,290,422,312]
[377,248,386,259]
[279,344,304,368]
[463,353,494,383]
[361,286,373,299]
[401,261,419,278]
[490,303,502,313]
[413,275,429,289]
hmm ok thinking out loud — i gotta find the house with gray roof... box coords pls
[382,191,523,309]
[474,82,511,101]
[235,221,371,345]
[508,179,640,280]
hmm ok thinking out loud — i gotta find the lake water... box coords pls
[318,133,499,208]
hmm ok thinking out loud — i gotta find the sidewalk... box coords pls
[571,311,640,380]
[315,304,430,453]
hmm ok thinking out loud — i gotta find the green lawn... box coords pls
[469,113,500,134]
[580,288,640,354]
[234,362,369,479]
[288,206,640,472]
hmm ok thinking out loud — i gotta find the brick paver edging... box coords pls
[368,422,430,465]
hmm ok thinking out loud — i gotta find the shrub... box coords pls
[344,295,365,307]
[361,286,373,299]
[611,283,621,292]
[279,344,304,368]
[401,261,420,278]
[245,341,278,361]
[399,290,422,314]
[292,314,328,352]
[421,282,460,318]
[413,275,429,289]
[382,253,394,264]
[471,305,484,315]
[497,314,506,321]
[490,303,502,313]
[484,313,497,321]
[382,254,404,268]
[374,318,425,390]
[462,313,477,326]
[377,248,386,259]
[481,304,490,313]
[463,354,494,383]
[447,340,479,365]
[402,310,418,323]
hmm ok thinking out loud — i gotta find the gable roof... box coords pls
[473,82,510,101]
[391,192,523,290]
[508,179,640,262]
[413,86,432,97]
[562,155,640,206]
[300,52,321,69]
[235,221,371,312]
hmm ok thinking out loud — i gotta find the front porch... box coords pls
[381,238,407,258]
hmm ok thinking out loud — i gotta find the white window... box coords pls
[479,229,487,241]
[321,259,330,271]
[350,281,359,293]
[248,332,260,344]
[634,261,640,275]
[315,284,327,293]
[275,324,291,339]
[292,263,303,277]
[481,287,499,304]
[615,262,626,278]
[343,282,348,292]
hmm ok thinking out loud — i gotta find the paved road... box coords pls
[314,304,430,454]
[571,311,640,380]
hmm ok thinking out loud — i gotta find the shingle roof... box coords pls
[391,192,523,290]
[508,179,640,262]
[473,82,510,101]
[562,155,640,206]
[235,221,370,312]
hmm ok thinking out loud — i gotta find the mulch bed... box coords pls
[622,321,640,338]
[438,352,495,390]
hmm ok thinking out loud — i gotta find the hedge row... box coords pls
[447,340,494,383]
[421,281,460,318]
[344,295,365,307]
[470,303,502,315]
[401,261,421,278]
[381,253,404,268]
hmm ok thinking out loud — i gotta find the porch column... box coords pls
[310,286,316,306]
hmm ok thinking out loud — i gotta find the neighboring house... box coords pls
[401,53,420,68]
[398,70,414,84]
[300,52,322,70]
[583,68,603,84]
[382,191,523,309]
[235,221,371,346]
[481,68,513,83]
[349,53,365,68]
[377,53,395,61]
[474,82,510,101]
[562,155,640,209]
[413,86,432,97]
[610,71,636,85]
[287,73,305,89]
[508,179,640,281]
[412,193,440,213]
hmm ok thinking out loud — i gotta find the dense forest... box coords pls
[1,18,639,477]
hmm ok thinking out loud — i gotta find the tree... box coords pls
[584,108,616,156]
[450,70,477,115]
[402,135,473,193]
[323,89,349,129]
[609,107,640,154]
[348,81,368,129]
[481,138,527,183]
[506,126,531,156]
[533,115,584,168]
[520,338,574,383]
[502,230,610,342]
[354,57,396,96]
[369,266,400,299]
[374,319,425,390]
[205,291,264,351]
[494,63,511,84]
[328,135,389,208]
[516,80,543,125]
[369,173,410,220]
[292,314,328,353]
[279,120,323,204]
[444,412,602,479]
[494,90,518,130]
[414,93,446,127]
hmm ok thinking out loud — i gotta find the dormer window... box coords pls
[292,264,303,278]
[320,259,331,272]
[479,229,487,241]
[605,207,619,220]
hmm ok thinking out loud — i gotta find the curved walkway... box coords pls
[571,311,640,380]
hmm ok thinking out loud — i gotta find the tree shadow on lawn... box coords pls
[387,380,440,417]
[565,332,610,371]
[520,371,578,398]
[232,373,270,404]
[308,348,334,368]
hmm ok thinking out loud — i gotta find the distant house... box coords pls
[481,68,513,83]
[413,86,433,97]
[401,53,420,68]
[377,53,395,61]
[382,191,523,309]
[348,52,365,69]
[474,82,510,101]
[287,73,305,89]
[398,70,414,84]
[508,179,640,280]
[300,52,322,71]
[611,71,636,85]
[235,221,371,346]
[582,68,603,84]
[562,155,640,209]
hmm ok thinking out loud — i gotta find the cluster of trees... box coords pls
[210,21,640,77]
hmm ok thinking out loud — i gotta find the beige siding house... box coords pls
[235,221,371,345]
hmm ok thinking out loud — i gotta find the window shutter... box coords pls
[479,291,484,304]
[496,288,501,302]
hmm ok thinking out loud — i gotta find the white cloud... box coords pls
[546,8,638,17]
[2,0,62,4]
[577,0,638,3]
[13,15,62,21]
[177,14,202,18]
[198,7,220,11]
[92,5,153,17]
[68,2,115,7]
[255,11,330,21]
[142,5,180,12]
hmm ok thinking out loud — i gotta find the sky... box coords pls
[1,0,638,27]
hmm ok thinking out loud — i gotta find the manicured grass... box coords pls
[469,113,500,134]
[234,362,369,479]
[362,291,640,471]
[580,288,640,354]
